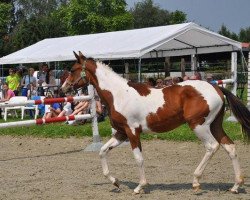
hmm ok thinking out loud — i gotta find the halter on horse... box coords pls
[60,64,87,95]
[61,51,250,194]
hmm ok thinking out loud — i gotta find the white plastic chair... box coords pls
[4,96,27,121]
[21,96,44,119]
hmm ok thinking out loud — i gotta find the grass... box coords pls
[0,114,244,142]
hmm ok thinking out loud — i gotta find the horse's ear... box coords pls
[73,51,81,63]
[79,51,86,59]
[73,51,79,59]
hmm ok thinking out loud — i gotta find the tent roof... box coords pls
[0,22,242,65]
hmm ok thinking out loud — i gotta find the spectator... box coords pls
[190,75,198,80]
[195,71,202,80]
[57,102,73,118]
[37,63,49,96]
[0,83,15,118]
[6,68,20,96]
[45,68,57,95]
[172,77,183,84]
[38,63,49,85]
[183,75,189,81]
[146,77,156,87]
[20,67,36,97]
[164,76,173,86]
[70,100,89,116]
[155,78,164,88]
[206,73,214,83]
[43,92,61,119]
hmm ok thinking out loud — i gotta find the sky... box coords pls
[126,0,250,34]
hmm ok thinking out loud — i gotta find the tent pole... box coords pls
[227,51,238,122]
[138,57,141,82]
[231,51,237,96]
[191,54,197,74]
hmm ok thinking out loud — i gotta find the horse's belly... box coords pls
[146,112,185,133]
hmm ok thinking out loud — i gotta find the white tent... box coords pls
[0,22,242,65]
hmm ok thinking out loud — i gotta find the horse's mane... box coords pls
[95,60,128,84]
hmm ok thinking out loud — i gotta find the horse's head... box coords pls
[60,51,88,95]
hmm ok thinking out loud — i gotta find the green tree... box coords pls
[58,0,133,35]
[239,27,250,42]
[169,10,186,25]
[0,2,12,56]
[130,0,170,28]
[218,24,238,41]
[130,0,186,28]
[2,0,68,55]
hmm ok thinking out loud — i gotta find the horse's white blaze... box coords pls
[96,62,165,134]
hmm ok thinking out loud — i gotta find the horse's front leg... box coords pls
[132,146,148,194]
[126,127,148,194]
[99,129,127,188]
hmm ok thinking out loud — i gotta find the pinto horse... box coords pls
[61,51,250,194]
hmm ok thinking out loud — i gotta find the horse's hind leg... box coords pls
[99,129,127,188]
[221,142,244,193]
[192,124,220,191]
[210,110,244,193]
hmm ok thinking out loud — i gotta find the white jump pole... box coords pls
[210,79,234,85]
[0,95,92,108]
[0,84,103,152]
[0,114,91,128]
[84,84,103,151]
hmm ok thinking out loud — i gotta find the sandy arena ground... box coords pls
[0,135,249,200]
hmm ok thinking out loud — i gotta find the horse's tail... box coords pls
[219,86,250,142]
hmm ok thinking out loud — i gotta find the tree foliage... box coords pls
[130,0,186,28]
[0,2,12,56]
[218,24,250,42]
[239,27,250,42]
[58,0,133,35]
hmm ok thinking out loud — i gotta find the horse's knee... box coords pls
[222,144,237,159]
[206,142,219,154]
[99,146,108,158]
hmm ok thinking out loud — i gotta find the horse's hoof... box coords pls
[192,185,201,192]
[133,183,150,195]
[132,191,140,195]
[113,178,120,188]
[229,189,239,194]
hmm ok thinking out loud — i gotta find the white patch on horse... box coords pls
[95,62,165,134]
[179,80,223,124]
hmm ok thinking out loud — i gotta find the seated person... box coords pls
[0,83,15,118]
[0,82,15,102]
[70,100,90,116]
[43,92,61,119]
[57,102,73,117]
[155,78,164,88]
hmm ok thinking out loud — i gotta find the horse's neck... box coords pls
[91,62,130,103]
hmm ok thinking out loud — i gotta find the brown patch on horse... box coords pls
[210,106,234,145]
[127,81,151,96]
[181,85,210,129]
[146,85,210,132]
[146,85,185,132]
[99,89,142,150]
